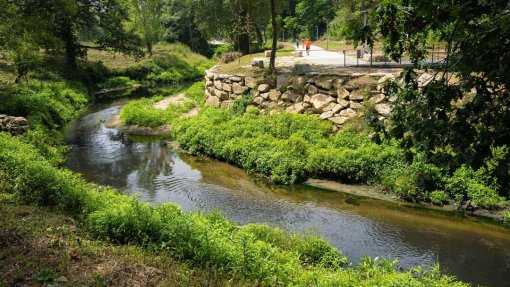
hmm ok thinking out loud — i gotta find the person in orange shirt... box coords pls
[305,39,311,55]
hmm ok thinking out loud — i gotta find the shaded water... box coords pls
[65,99,510,287]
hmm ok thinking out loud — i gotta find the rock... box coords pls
[261,101,277,109]
[418,73,434,87]
[332,104,343,114]
[253,96,265,106]
[214,89,229,100]
[350,101,364,110]
[333,78,347,89]
[293,64,311,75]
[388,95,397,103]
[205,70,215,80]
[260,92,269,100]
[245,77,261,89]
[291,76,307,91]
[258,84,271,92]
[268,90,282,101]
[251,59,264,68]
[214,80,223,90]
[369,94,386,104]
[222,83,232,92]
[206,96,221,107]
[337,99,350,108]
[281,91,301,102]
[337,87,350,99]
[323,102,337,112]
[329,116,350,125]
[377,74,395,85]
[310,94,336,110]
[339,108,357,118]
[264,50,272,57]
[315,79,333,90]
[232,83,249,95]
[221,100,234,108]
[303,95,312,103]
[349,91,365,101]
[375,103,392,116]
[14,117,28,126]
[286,102,310,114]
[320,111,334,119]
[230,76,243,83]
[205,78,213,87]
[276,75,289,91]
[308,84,319,95]
[217,74,231,80]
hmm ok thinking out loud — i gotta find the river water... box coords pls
[65,99,510,287]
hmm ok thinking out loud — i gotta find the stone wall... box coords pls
[0,114,29,135]
[204,67,398,127]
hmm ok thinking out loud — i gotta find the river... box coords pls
[65,98,510,287]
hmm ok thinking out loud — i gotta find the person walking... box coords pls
[305,39,311,56]
[295,39,299,49]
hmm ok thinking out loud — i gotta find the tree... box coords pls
[127,0,163,55]
[374,0,510,196]
[284,0,336,40]
[7,0,143,68]
[269,0,278,72]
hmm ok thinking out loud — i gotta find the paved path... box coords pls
[295,45,363,66]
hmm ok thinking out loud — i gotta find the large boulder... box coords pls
[258,84,271,93]
[320,111,334,119]
[308,84,319,95]
[281,91,301,102]
[276,75,290,91]
[222,83,232,92]
[337,87,350,99]
[206,96,221,108]
[268,90,282,101]
[339,108,357,118]
[291,76,307,91]
[310,94,336,110]
[232,83,249,95]
[329,116,350,125]
[214,80,223,90]
[214,89,229,100]
[315,79,333,90]
[293,64,311,75]
[286,102,311,114]
[375,103,392,116]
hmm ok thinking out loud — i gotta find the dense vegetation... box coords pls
[172,104,507,210]
[0,81,467,287]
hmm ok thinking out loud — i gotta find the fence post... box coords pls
[370,49,373,67]
[343,50,346,67]
[431,44,435,63]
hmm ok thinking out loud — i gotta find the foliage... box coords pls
[173,107,403,184]
[0,131,469,286]
[98,76,136,89]
[503,211,510,226]
[372,0,510,202]
[9,41,43,83]
[119,82,204,128]
[126,0,163,55]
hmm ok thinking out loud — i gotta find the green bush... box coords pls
[381,160,443,202]
[503,211,510,225]
[429,190,449,205]
[98,76,136,89]
[445,166,505,208]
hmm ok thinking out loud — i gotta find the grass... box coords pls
[0,202,246,287]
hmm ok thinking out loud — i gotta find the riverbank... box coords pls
[0,45,471,286]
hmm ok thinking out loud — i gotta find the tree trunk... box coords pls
[238,33,250,55]
[255,26,263,47]
[62,22,77,69]
[146,39,153,56]
[269,0,277,72]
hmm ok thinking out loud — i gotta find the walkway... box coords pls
[296,45,363,66]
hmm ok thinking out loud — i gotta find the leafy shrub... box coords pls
[213,43,235,58]
[429,190,449,205]
[98,76,136,89]
[445,166,505,208]
[381,160,443,202]
[503,211,510,225]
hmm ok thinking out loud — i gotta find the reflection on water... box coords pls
[65,100,510,287]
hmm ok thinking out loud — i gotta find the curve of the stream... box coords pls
[65,99,510,287]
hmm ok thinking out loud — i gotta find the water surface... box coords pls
[65,99,510,287]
